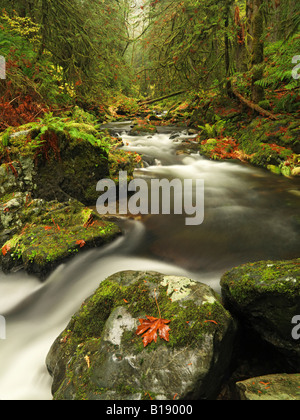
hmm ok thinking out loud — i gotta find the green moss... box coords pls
[65,273,230,356]
[52,272,234,400]
[2,201,120,270]
[0,192,15,205]
[130,123,157,134]
[221,259,300,306]
[108,148,142,183]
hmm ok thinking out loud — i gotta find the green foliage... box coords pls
[250,144,285,167]
[133,0,234,96]
[31,113,112,153]
[0,12,71,105]
[255,36,300,90]
[198,116,227,139]
[0,1,136,107]
[1,129,12,147]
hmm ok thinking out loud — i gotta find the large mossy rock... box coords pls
[0,122,110,206]
[221,259,300,370]
[46,271,237,400]
[236,373,300,400]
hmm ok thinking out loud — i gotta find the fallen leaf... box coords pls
[44,226,52,231]
[204,320,218,325]
[1,243,11,256]
[76,240,86,248]
[136,316,171,347]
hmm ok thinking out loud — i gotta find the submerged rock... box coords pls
[221,259,300,370]
[46,271,237,400]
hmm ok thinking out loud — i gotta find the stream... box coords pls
[0,121,299,400]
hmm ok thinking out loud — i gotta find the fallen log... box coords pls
[139,90,187,107]
[231,86,278,120]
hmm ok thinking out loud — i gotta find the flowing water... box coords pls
[0,121,299,400]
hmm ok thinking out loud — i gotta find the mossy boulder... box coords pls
[0,199,121,280]
[0,120,110,205]
[236,373,300,400]
[221,259,300,369]
[0,156,35,197]
[129,120,158,136]
[46,271,237,400]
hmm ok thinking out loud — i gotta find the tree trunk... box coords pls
[250,0,265,103]
[224,3,232,96]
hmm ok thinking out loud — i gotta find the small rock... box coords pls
[236,373,300,400]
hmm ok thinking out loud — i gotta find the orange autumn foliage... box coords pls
[136,316,171,347]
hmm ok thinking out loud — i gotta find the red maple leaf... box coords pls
[136,316,171,347]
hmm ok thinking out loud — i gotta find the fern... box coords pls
[32,113,112,154]
[198,117,226,138]
[253,35,300,93]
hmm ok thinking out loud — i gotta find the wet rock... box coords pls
[1,122,110,206]
[236,373,300,400]
[32,137,109,206]
[47,271,237,400]
[0,200,121,280]
[169,132,181,140]
[220,259,300,370]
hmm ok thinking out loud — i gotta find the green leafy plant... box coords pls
[198,116,227,139]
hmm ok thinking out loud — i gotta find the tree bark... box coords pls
[250,0,265,103]
[231,84,277,120]
[224,3,232,96]
[138,90,188,106]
